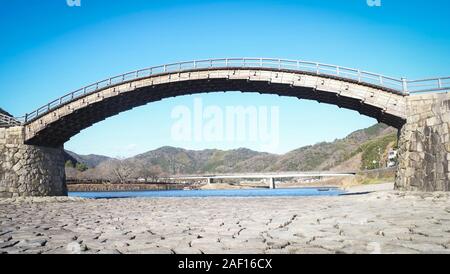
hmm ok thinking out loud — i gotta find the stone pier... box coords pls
[396,92,450,191]
[0,126,66,198]
[269,177,276,189]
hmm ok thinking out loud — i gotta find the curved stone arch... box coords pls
[24,67,407,147]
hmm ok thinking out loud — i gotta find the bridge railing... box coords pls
[0,113,22,128]
[20,58,450,123]
[406,76,450,93]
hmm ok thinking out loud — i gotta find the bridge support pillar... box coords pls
[207,178,213,185]
[269,177,276,189]
[0,126,67,198]
[396,93,450,191]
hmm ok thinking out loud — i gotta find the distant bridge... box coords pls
[166,171,357,189]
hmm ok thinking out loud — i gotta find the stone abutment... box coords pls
[0,126,66,198]
[396,92,450,191]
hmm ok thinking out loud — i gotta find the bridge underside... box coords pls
[25,79,406,147]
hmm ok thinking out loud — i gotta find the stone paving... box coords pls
[1,191,450,254]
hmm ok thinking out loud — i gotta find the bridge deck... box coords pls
[11,58,450,124]
[167,171,356,180]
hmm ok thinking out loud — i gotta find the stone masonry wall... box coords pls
[0,126,66,198]
[396,92,450,191]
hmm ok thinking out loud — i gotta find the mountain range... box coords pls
[65,123,397,176]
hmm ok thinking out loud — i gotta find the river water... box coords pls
[69,187,346,199]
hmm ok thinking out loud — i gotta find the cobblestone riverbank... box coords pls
[1,191,450,254]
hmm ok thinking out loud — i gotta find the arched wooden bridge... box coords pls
[1,58,449,196]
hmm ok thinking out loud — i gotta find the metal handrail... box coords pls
[19,58,450,123]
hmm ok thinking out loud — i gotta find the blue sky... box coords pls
[0,0,449,157]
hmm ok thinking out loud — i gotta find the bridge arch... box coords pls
[22,59,409,147]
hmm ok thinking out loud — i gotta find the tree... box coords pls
[65,160,75,168]
[134,163,164,182]
[167,153,187,175]
[109,159,136,183]
[149,165,164,182]
[65,166,78,181]
[75,162,88,172]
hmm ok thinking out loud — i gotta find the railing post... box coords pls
[278,59,281,70]
[316,63,320,75]
[225,59,228,67]
[336,66,340,76]
[379,75,383,85]
[296,61,300,70]
[401,78,408,93]
[438,78,443,89]
[163,65,167,72]
[193,61,197,69]
[357,70,361,82]
[25,114,28,123]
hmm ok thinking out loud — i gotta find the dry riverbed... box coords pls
[1,188,450,254]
